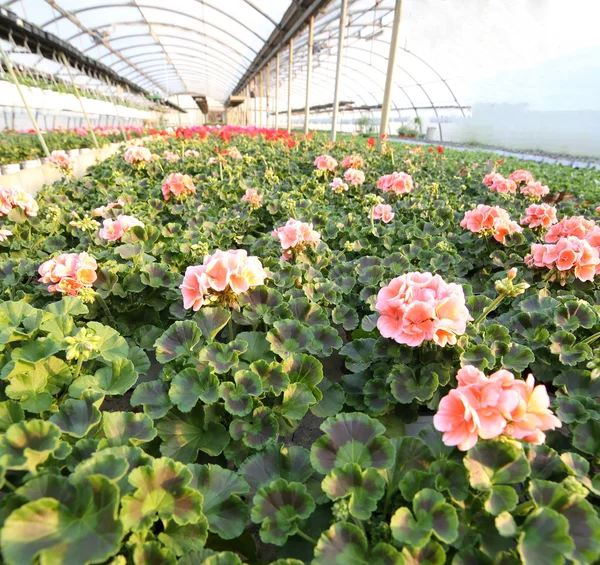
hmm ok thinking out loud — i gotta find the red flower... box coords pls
[287,139,296,149]
[437,145,444,154]
[428,147,434,153]
[367,137,375,147]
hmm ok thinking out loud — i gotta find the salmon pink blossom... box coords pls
[509,169,534,185]
[49,150,73,174]
[0,229,12,242]
[163,151,181,162]
[375,272,471,347]
[180,249,267,311]
[545,216,597,242]
[461,205,522,243]
[184,149,200,158]
[162,173,196,201]
[225,147,243,160]
[376,171,413,195]
[38,252,98,296]
[521,203,557,229]
[344,168,365,186]
[482,172,504,187]
[92,199,125,217]
[99,215,144,242]
[124,146,152,165]
[242,188,263,208]
[489,175,517,194]
[313,154,338,172]
[434,366,560,450]
[272,219,321,260]
[521,181,549,199]
[329,178,348,194]
[0,186,38,217]
[341,154,365,169]
[372,204,394,223]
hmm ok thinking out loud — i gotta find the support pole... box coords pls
[287,38,293,133]
[378,0,403,150]
[275,53,280,129]
[253,80,258,126]
[265,63,270,130]
[106,82,128,142]
[331,0,348,142]
[245,86,249,126]
[259,70,264,128]
[0,43,50,157]
[60,53,100,149]
[304,15,314,135]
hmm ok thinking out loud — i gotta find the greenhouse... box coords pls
[0,1,598,564]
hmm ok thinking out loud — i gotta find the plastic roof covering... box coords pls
[1,0,600,119]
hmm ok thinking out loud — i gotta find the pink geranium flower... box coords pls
[521,203,557,229]
[38,252,97,296]
[99,215,144,242]
[124,146,152,165]
[313,154,338,172]
[163,151,181,162]
[184,149,200,158]
[509,169,534,185]
[545,216,597,242]
[376,171,413,195]
[489,175,517,194]
[0,229,12,242]
[482,172,504,187]
[434,366,560,450]
[0,186,38,217]
[92,199,125,217]
[521,181,549,199]
[372,204,394,223]
[49,150,73,174]
[375,272,471,347]
[341,154,365,169]
[461,205,522,244]
[162,173,196,201]
[272,219,321,260]
[242,188,263,208]
[329,178,349,194]
[344,168,365,186]
[225,147,243,160]
[180,249,267,311]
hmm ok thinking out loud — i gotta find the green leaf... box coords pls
[463,440,531,490]
[230,406,279,449]
[49,393,101,438]
[277,383,316,420]
[332,304,359,331]
[192,307,231,341]
[281,353,324,396]
[188,463,249,540]
[156,406,229,462]
[251,479,315,545]
[495,511,517,537]
[1,476,123,565]
[87,322,129,361]
[219,370,262,416]
[0,419,61,473]
[518,508,574,565]
[322,463,385,520]
[121,457,203,532]
[130,380,173,419]
[484,485,518,515]
[550,331,592,365]
[99,412,156,448]
[398,470,436,501]
[267,320,313,358]
[401,540,446,565]
[12,338,61,363]
[236,331,271,363]
[382,436,434,492]
[157,521,209,557]
[340,339,377,372]
[70,453,129,485]
[311,378,345,418]
[155,321,202,363]
[249,360,289,395]
[573,420,600,455]
[388,364,438,404]
[554,300,597,331]
[501,343,535,372]
[133,542,176,565]
[308,325,343,357]
[4,371,52,413]
[70,358,138,396]
[460,344,495,370]
[0,401,24,432]
[169,366,219,412]
[197,340,247,373]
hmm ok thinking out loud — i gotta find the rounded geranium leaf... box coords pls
[130,380,173,420]
[133,541,176,565]
[553,396,589,424]
[495,511,518,538]
[322,463,385,520]
[251,479,315,545]
[140,263,182,288]
[16,474,75,504]
[220,370,263,417]
[192,307,231,342]
[99,411,156,448]
[133,325,165,351]
[518,508,574,565]
[399,470,436,501]
[0,419,61,473]
[70,358,138,397]
[460,344,495,371]
[1,476,122,565]
[239,444,314,497]
[121,457,204,532]
[549,331,592,366]
[553,369,600,397]
[0,401,24,433]
[11,338,61,363]
[401,540,446,565]
[288,298,329,326]
[308,325,344,357]
[71,453,129,484]
[560,452,589,477]
[236,331,272,363]
[573,420,600,455]
[156,406,229,462]
[87,322,129,362]
[267,320,313,358]
[484,485,518,516]
[188,463,249,540]
[340,339,377,372]
[94,445,151,495]
[430,460,469,501]
[49,393,102,438]
[501,343,535,373]
[158,520,209,557]
[555,300,597,331]
[281,353,324,395]
[250,360,289,395]
[463,440,531,490]
[155,321,202,364]
[276,382,316,421]
[198,340,247,374]
[230,406,279,449]
[4,370,52,414]
[332,304,359,331]
[169,366,219,412]
[311,379,345,418]
[238,285,283,325]
[363,378,391,415]
[388,364,438,404]
[311,412,395,474]
[526,444,568,481]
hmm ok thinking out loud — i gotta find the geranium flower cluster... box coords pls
[242,188,263,208]
[184,149,199,158]
[48,150,73,174]
[92,199,125,217]
[123,146,152,166]
[329,178,348,194]
[223,147,243,160]
[483,170,549,199]
[375,272,471,347]
[434,366,561,450]
[162,173,196,201]
[272,219,321,260]
[461,205,522,244]
[545,215,598,242]
[372,204,394,223]
[180,249,267,311]
[344,168,365,186]
[313,154,338,172]
[0,186,39,217]
[521,203,557,229]
[521,181,550,199]
[99,215,144,242]
[341,154,364,169]
[38,252,97,296]
[376,171,413,195]
[163,151,180,162]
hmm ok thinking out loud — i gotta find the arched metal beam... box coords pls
[132,68,234,93]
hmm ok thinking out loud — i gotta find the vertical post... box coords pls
[378,0,403,150]
[275,53,280,129]
[265,63,270,130]
[304,15,314,135]
[106,81,128,142]
[331,0,348,142]
[60,53,100,148]
[287,38,293,133]
[244,86,249,126]
[0,43,50,157]
[259,70,264,128]
[253,80,258,126]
